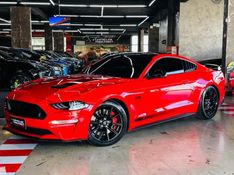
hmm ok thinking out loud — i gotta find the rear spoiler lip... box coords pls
[203,64,222,71]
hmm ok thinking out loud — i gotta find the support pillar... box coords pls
[44,24,53,51]
[138,29,144,52]
[148,26,160,53]
[167,0,180,48]
[10,6,32,49]
[53,32,64,52]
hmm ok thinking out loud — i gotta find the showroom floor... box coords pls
[1,97,234,175]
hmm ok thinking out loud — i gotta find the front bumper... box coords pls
[3,96,93,141]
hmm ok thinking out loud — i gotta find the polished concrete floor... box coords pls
[1,97,234,175]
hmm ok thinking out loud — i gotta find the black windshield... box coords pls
[90,54,155,78]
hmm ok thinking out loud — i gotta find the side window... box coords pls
[148,58,184,77]
[183,60,197,72]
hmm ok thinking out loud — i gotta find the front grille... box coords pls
[6,100,46,119]
[10,123,51,136]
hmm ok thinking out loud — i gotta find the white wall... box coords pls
[179,0,224,61]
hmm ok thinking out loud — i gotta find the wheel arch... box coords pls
[104,98,130,130]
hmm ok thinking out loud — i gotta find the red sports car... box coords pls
[3,53,225,146]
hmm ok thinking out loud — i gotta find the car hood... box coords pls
[10,74,130,102]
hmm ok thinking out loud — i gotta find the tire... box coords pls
[197,86,219,120]
[9,72,32,90]
[88,101,128,146]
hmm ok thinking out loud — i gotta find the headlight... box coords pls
[51,101,89,111]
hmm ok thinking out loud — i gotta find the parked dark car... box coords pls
[0,47,65,76]
[0,50,51,90]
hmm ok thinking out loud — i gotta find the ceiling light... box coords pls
[0,31,10,33]
[102,15,124,18]
[59,4,88,7]
[120,24,137,27]
[101,6,104,16]
[20,2,51,5]
[0,18,10,23]
[80,28,109,31]
[118,5,146,8]
[84,24,102,27]
[148,0,157,7]
[126,15,148,18]
[122,29,126,34]
[78,29,82,33]
[110,29,125,31]
[82,32,96,34]
[64,30,80,33]
[0,2,17,5]
[96,32,109,34]
[3,29,11,31]
[0,23,11,26]
[69,24,84,26]
[90,5,117,8]
[49,0,55,6]
[33,30,45,32]
[80,15,100,18]
[138,17,149,26]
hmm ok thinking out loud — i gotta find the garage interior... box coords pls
[1,0,234,174]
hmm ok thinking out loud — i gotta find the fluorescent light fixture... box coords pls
[82,32,96,34]
[110,28,125,31]
[120,24,137,27]
[118,5,146,8]
[78,29,82,33]
[3,29,11,31]
[41,20,49,23]
[52,30,64,32]
[59,4,146,8]
[80,28,109,31]
[60,15,79,17]
[138,17,149,26]
[149,0,157,7]
[80,15,100,18]
[96,32,109,34]
[32,20,49,23]
[33,30,45,32]
[69,24,84,26]
[0,23,11,26]
[84,24,102,26]
[0,31,10,33]
[90,5,117,8]
[59,4,88,7]
[49,0,55,6]
[0,2,17,5]
[20,2,51,5]
[102,15,124,18]
[101,6,104,16]
[122,29,126,34]
[126,15,148,18]
[0,18,10,23]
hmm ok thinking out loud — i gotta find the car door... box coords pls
[136,57,195,125]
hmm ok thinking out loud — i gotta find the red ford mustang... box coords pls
[3,53,225,146]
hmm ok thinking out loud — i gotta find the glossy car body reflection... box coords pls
[3,53,225,145]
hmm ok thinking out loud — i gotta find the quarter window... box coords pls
[148,58,184,77]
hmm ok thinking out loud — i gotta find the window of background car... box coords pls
[90,54,154,78]
[183,60,197,72]
[148,58,185,77]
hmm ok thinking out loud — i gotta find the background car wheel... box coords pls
[197,86,219,120]
[9,72,31,90]
[88,101,128,146]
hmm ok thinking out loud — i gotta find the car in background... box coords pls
[36,50,83,74]
[0,47,66,76]
[0,50,50,90]
[4,53,225,146]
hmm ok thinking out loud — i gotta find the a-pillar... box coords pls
[10,6,32,49]
[148,25,159,53]
[53,32,64,52]
[138,28,144,52]
[44,24,53,51]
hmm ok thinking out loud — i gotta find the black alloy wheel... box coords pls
[9,73,31,90]
[197,86,219,119]
[88,101,128,146]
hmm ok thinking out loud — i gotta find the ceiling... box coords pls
[0,0,169,38]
